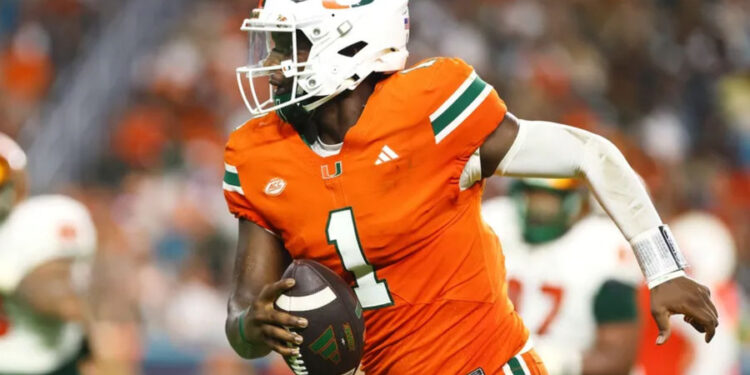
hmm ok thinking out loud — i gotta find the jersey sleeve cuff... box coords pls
[232,210,279,237]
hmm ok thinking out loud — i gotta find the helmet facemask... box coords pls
[236,11,319,119]
[236,0,410,121]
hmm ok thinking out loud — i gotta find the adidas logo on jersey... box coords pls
[375,145,399,165]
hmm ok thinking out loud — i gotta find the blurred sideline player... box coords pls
[483,178,641,375]
[0,133,97,375]
[635,211,740,375]
[223,1,717,374]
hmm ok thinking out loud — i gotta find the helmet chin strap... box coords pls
[273,76,361,144]
[274,91,312,131]
[302,77,357,112]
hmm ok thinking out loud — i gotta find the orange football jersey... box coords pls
[224,58,530,374]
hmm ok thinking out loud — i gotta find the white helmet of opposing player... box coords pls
[236,0,410,118]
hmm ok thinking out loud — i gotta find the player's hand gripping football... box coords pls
[243,278,308,356]
[650,276,718,345]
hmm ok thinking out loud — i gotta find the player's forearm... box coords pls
[226,295,271,359]
[495,117,687,287]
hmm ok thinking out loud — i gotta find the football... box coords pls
[275,260,365,375]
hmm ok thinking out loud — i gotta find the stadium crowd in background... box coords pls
[0,0,748,374]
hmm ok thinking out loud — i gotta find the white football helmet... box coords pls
[236,0,410,118]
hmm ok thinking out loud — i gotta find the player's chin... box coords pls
[274,87,291,96]
[271,80,294,97]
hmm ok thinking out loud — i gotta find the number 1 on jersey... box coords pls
[327,208,393,310]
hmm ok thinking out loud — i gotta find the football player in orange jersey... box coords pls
[223,1,718,374]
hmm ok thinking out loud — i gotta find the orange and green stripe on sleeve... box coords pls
[429,71,493,144]
[223,163,244,195]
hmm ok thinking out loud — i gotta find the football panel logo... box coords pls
[309,325,342,364]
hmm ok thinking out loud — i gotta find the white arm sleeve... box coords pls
[497,115,659,240]
[495,115,688,287]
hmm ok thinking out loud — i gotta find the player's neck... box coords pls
[314,76,379,145]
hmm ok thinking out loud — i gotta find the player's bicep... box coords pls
[479,112,520,178]
[229,219,290,309]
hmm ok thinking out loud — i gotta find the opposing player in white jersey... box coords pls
[0,134,97,375]
[483,178,641,375]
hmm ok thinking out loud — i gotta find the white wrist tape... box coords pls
[630,225,688,288]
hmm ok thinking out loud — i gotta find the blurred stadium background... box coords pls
[0,0,748,374]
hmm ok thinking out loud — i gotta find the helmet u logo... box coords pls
[322,0,374,9]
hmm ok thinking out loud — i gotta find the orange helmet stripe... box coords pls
[0,158,9,186]
[323,0,374,9]
[322,0,350,9]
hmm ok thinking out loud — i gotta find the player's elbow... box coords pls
[577,129,632,181]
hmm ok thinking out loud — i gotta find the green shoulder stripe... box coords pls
[429,71,492,144]
[223,163,244,195]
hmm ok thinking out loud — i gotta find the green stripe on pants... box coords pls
[508,356,527,375]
